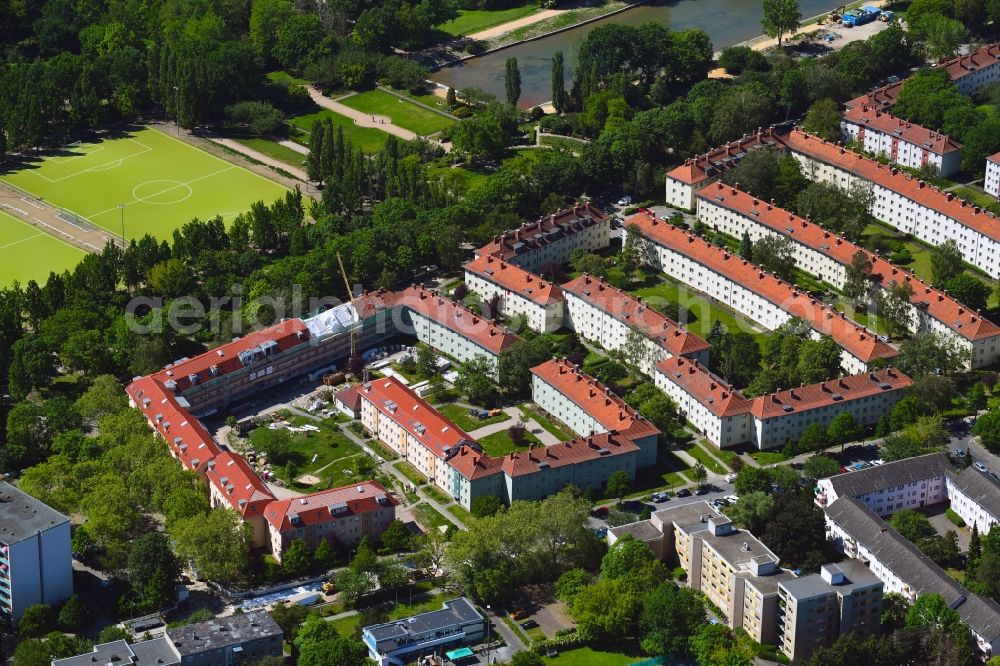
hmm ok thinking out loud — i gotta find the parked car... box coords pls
[617,195,632,206]
[521,620,539,630]
[975,461,989,473]
[955,448,965,458]
[676,488,692,498]
[695,486,709,496]
[650,492,670,503]
[509,608,529,621]
[590,506,610,518]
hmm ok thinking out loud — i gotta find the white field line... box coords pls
[86,165,237,220]
[26,139,152,183]
[0,232,44,251]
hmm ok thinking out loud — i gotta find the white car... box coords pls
[617,195,632,206]
[975,462,989,473]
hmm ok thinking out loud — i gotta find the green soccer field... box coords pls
[0,127,290,242]
[0,210,85,287]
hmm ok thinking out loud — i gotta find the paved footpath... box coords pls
[210,137,309,182]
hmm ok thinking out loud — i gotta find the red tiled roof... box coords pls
[264,480,397,532]
[842,105,962,156]
[447,446,506,481]
[395,285,520,355]
[500,432,640,478]
[655,356,753,417]
[665,128,788,186]
[360,376,476,459]
[463,255,563,306]
[697,182,1000,341]
[627,210,899,364]
[530,359,659,439]
[151,319,310,394]
[475,203,609,261]
[560,274,711,356]
[943,43,1000,81]
[335,385,362,412]
[125,376,222,472]
[354,289,401,319]
[989,152,1000,165]
[751,367,912,419]
[845,81,903,110]
[207,451,274,517]
[787,129,1000,244]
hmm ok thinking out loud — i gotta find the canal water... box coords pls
[431,0,841,107]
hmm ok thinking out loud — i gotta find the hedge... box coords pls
[530,631,583,654]
[945,508,966,527]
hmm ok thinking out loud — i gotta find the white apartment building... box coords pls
[943,44,1000,95]
[654,356,753,448]
[206,451,275,548]
[945,468,1000,535]
[474,204,611,273]
[463,255,564,333]
[0,482,73,623]
[561,274,711,375]
[787,130,1000,279]
[396,286,520,379]
[841,104,962,176]
[750,369,911,450]
[664,128,788,210]
[628,211,898,373]
[815,452,952,515]
[695,184,1000,368]
[987,152,1000,199]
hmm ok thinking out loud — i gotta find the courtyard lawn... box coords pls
[327,615,360,638]
[339,90,454,136]
[0,126,288,242]
[248,415,365,489]
[542,645,645,665]
[685,442,729,474]
[413,502,451,531]
[477,428,541,457]
[952,185,998,210]
[437,3,538,36]
[438,403,510,431]
[232,137,306,169]
[751,450,789,465]
[518,403,576,441]
[0,209,85,287]
[395,460,428,485]
[288,108,388,154]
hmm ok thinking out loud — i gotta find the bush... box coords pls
[18,604,55,638]
[672,566,688,581]
[529,106,544,121]
[224,101,285,137]
[890,248,913,265]
[452,106,472,118]
[464,40,487,55]
[530,631,582,654]
[945,508,966,527]
[378,57,431,94]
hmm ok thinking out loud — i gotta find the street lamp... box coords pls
[118,204,126,247]
[485,604,491,664]
[173,86,180,135]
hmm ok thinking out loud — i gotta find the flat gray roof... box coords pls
[52,637,178,666]
[166,610,281,657]
[780,560,882,600]
[824,452,951,499]
[364,597,483,654]
[0,481,69,545]
[607,519,663,543]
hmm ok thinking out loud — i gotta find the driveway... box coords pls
[533,601,573,638]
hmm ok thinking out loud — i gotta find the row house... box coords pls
[695,182,1000,368]
[265,481,398,561]
[394,286,521,379]
[627,210,899,373]
[463,254,564,333]
[943,43,1000,95]
[814,452,952,515]
[840,104,962,176]
[206,451,275,548]
[474,203,611,273]
[987,152,1000,199]
[654,356,752,448]
[530,358,659,466]
[786,130,1000,279]
[561,273,711,375]
[749,369,912,450]
[664,127,788,210]
[945,468,1000,535]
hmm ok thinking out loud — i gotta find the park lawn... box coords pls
[249,417,365,487]
[327,614,360,638]
[339,90,454,136]
[438,403,510,431]
[0,210,86,287]
[477,428,541,457]
[395,460,428,485]
[518,403,575,441]
[540,135,587,152]
[0,126,288,242]
[266,70,309,87]
[438,2,538,36]
[427,162,491,194]
[413,502,451,531]
[288,108,388,153]
[391,87,454,114]
[751,450,789,465]
[685,442,728,474]
[630,277,769,348]
[232,137,306,169]
[543,646,644,665]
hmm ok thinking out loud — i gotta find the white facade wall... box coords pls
[503,453,638,503]
[463,270,563,333]
[824,519,919,600]
[505,222,612,274]
[360,397,451,498]
[816,474,949,517]
[653,367,751,448]
[531,374,606,438]
[1,522,72,622]
[953,64,1000,95]
[563,293,673,376]
[840,120,960,176]
[987,159,1000,199]
[666,178,697,211]
[405,310,501,379]
[945,478,1000,535]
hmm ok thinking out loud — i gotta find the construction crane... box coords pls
[336,252,362,375]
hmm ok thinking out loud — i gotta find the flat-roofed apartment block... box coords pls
[696,183,1000,368]
[750,369,911,450]
[817,453,1000,656]
[787,130,1000,279]
[654,356,752,448]
[206,451,275,547]
[265,480,397,562]
[474,204,611,273]
[463,255,564,333]
[776,561,883,661]
[362,597,485,666]
[394,285,520,379]
[561,274,711,375]
[628,210,899,373]
[0,482,72,624]
[609,501,794,644]
[841,104,962,176]
[530,358,660,466]
[664,128,788,210]
[987,152,1000,199]
[359,376,478,497]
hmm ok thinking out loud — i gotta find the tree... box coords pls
[729,491,775,534]
[471,495,503,518]
[717,46,770,75]
[621,225,653,276]
[689,623,755,666]
[451,103,521,161]
[294,616,368,666]
[18,604,55,638]
[921,14,969,60]
[803,454,840,480]
[739,231,753,261]
[639,582,706,657]
[552,51,566,113]
[606,470,631,504]
[127,532,180,610]
[974,409,1000,451]
[898,331,971,377]
[971,523,983,562]
[889,509,937,543]
[170,508,252,583]
[380,520,412,554]
[906,593,966,638]
[57,595,90,631]
[505,58,521,107]
[556,569,592,603]
[336,567,377,605]
[827,411,861,448]
[902,415,948,449]
[945,273,990,312]
[572,576,643,641]
[722,148,780,202]
[282,540,314,576]
[761,0,802,46]
[454,355,500,406]
[752,235,796,281]
[882,433,924,462]
[601,534,655,580]
[796,337,842,385]
[692,464,708,485]
[803,98,842,141]
[931,240,965,286]
[877,279,915,339]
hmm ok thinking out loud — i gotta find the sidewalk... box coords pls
[210,137,309,182]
